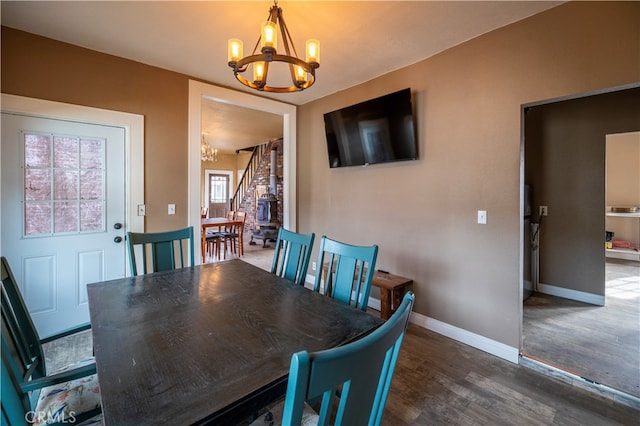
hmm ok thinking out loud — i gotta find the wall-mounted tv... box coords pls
[323,88,417,168]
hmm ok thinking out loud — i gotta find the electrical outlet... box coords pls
[312,262,317,271]
[168,204,176,215]
[477,210,487,225]
[539,206,548,216]
[137,204,146,216]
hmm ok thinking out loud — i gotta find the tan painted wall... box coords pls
[2,1,639,348]
[297,2,640,346]
[1,27,189,232]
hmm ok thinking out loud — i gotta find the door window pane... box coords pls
[24,134,51,168]
[80,138,103,169]
[54,201,78,233]
[54,170,78,200]
[25,169,51,201]
[80,170,102,200]
[54,136,79,168]
[24,203,51,235]
[23,132,105,237]
[81,201,103,231]
[209,175,228,203]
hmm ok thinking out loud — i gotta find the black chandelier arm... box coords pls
[277,10,299,59]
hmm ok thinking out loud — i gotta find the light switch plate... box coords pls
[477,210,487,224]
[168,204,176,215]
[137,204,146,216]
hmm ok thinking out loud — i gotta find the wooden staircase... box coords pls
[230,139,280,214]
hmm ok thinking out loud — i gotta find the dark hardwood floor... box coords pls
[384,324,638,425]
[44,243,639,424]
[522,259,640,400]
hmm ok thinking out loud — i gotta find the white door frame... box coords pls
[0,93,145,257]
[188,80,297,264]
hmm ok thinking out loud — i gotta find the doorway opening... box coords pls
[187,80,297,264]
[520,84,640,401]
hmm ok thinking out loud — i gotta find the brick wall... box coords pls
[239,139,283,238]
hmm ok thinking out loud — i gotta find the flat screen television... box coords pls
[323,88,417,168]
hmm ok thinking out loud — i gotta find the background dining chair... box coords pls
[221,210,246,258]
[313,236,379,311]
[204,230,222,261]
[253,292,415,426]
[1,256,102,425]
[126,226,195,276]
[270,228,315,286]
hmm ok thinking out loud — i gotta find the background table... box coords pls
[88,260,382,425]
[201,217,244,260]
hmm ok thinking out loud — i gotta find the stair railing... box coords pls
[230,143,269,212]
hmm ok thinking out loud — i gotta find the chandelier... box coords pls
[227,0,320,93]
[201,134,217,162]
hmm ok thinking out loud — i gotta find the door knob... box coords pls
[114,223,123,230]
[114,236,123,243]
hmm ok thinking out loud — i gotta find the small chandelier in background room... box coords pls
[227,0,319,93]
[201,134,217,162]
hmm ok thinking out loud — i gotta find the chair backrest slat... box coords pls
[127,227,195,276]
[313,236,378,310]
[1,337,32,425]
[1,257,46,378]
[271,228,315,286]
[282,292,415,425]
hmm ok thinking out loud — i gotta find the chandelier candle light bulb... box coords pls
[254,62,266,83]
[227,0,319,92]
[261,21,277,51]
[295,65,306,84]
[306,39,320,64]
[228,39,243,64]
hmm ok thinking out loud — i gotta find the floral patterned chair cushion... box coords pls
[249,400,319,426]
[32,357,102,426]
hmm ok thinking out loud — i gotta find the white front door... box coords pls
[1,112,127,337]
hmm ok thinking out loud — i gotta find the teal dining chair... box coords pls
[271,228,315,286]
[252,292,415,426]
[1,256,92,379]
[127,226,195,276]
[1,257,102,425]
[2,315,102,426]
[313,236,379,311]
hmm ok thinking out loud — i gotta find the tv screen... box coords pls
[323,88,417,168]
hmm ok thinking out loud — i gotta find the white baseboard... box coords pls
[304,274,519,364]
[537,282,605,306]
[408,310,520,364]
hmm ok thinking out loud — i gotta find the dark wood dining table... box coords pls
[87,259,383,425]
[201,217,244,261]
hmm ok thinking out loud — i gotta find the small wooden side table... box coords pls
[372,271,413,320]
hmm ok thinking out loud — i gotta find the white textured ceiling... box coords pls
[1,1,562,152]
